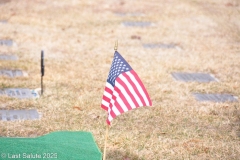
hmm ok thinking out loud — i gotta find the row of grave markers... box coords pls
[1,12,238,121]
[171,73,238,102]
[0,24,41,121]
[115,13,238,103]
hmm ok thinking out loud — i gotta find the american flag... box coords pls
[101,51,152,125]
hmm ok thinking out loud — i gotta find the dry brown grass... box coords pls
[0,0,240,159]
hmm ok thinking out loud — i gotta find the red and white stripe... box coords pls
[101,70,152,125]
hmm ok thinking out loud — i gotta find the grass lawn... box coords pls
[0,0,239,159]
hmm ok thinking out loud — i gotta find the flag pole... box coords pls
[103,125,110,160]
[103,41,118,160]
[114,40,118,51]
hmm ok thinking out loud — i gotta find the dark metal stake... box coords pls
[41,50,44,95]
[41,76,43,95]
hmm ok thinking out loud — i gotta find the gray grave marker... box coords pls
[0,109,40,121]
[0,39,13,46]
[0,0,11,5]
[0,20,7,24]
[0,54,18,60]
[143,43,178,49]
[0,89,6,95]
[193,93,238,102]
[122,21,152,27]
[0,69,27,77]
[115,12,144,17]
[0,88,39,99]
[171,72,218,82]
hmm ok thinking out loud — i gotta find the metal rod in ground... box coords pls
[103,125,110,160]
[41,50,44,95]
[41,76,43,95]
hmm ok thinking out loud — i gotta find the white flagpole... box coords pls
[103,41,118,160]
[103,125,110,160]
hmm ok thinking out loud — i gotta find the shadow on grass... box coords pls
[107,149,143,160]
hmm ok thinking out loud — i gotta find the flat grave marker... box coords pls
[193,93,238,102]
[0,39,13,46]
[122,21,152,27]
[143,43,179,49]
[0,69,27,77]
[0,88,40,99]
[0,54,18,60]
[115,12,145,17]
[171,72,218,82]
[0,20,7,24]
[0,0,11,5]
[0,109,40,121]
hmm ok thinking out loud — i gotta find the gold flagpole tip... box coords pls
[114,40,118,51]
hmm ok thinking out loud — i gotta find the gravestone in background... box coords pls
[0,109,40,121]
[0,69,27,77]
[0,54,18,60]
[171,72,218,83]
[0,88,40,99]
[122,21,152,27]
[0,0,11,5]
[115,12,144,17]
[193,93,238,102]
[0,20,7,23]
[0,39,13,46]
[143,43,178,49]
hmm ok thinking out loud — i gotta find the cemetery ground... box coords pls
[0,0,239,159]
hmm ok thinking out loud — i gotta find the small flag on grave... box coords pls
[101,49,152,125]
[101,42,152,160]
